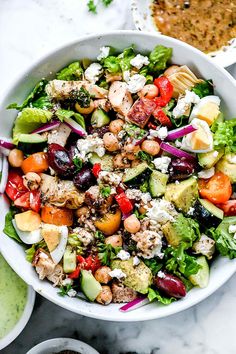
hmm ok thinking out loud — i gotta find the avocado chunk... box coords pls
[80,270,102,301]
[198,149,224,169]
[91,108,110,128]
[149,170,168,197]
[189,256,209,288]
[164,177,198,213]
[216,154,236,183]
[111,258,152,294]
[63,246,77,273]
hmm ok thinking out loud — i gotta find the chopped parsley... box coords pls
[100,185,111,198]
[77,87,91,108]
[73,156,83,172]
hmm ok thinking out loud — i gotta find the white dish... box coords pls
[26,337,99,354]
[1,30,236,322]
[131,0,236,68]
[0,271,35,350]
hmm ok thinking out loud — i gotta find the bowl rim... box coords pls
[0,281,35,350]
[26,337,99,354]
[131,0,236,68]
[1,30,236,322]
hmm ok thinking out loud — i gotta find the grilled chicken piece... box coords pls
[108,81,133,117]
[32,249,64,286]
[93,99,111,112]
[40,173,84,209]
[111,282,137,303]
[46,80,108,100]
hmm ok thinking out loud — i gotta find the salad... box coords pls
[1,44,236,311]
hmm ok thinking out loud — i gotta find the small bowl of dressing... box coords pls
[0,253,35,350]
[131,0,236,67]
[26,338,99,354]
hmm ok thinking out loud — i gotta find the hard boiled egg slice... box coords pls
[190,95,221,126]
[12,219,43,244]
[181,118,213,153]
[50,226,68,264]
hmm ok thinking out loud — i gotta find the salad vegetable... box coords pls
[2,44,236,309]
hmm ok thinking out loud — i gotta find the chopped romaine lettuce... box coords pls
[213,118,236,153]
[13,107,53,143]
[118,46,135,73]
[148,287,176,304]
[209,217,236,259]
[7,79,50,111]
[56,61,83,81]
[3,207,22,243]
[55,109,85,129]
[148,45,172,72]
[192,80,214,98]
[103,56,121,73]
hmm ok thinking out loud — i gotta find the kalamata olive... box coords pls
[47,143,75,177]
[170,158,196,175]
[73,167,96,191]
[154,272,186,299]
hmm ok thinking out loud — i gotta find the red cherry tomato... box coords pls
[92,163,102,178]
[198,172,232,204]
[68,266,81,279]
[14,190,41,213]
[5,170,28,201]
[217,200,236,216]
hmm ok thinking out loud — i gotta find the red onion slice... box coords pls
[64,117,87,137]
[120,297,150,312]
[160,142,196,161]
[166,124,196,141]
[0,137,15,154]
[31,120,60,134]
[0,154,9,194]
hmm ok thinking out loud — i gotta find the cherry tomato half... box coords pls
[198,172,232,204]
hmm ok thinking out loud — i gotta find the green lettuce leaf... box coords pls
[3,207,22,243]
[118,46,135,73]
[25,240,48,263]
[148,45,172,72]
[13,107,53,143]
[210,217,236,259]
[56,61,83,81]
[103,56,121,73]
[192,80,214,98]
[7,79,50,111]
[213,118,236,153]
[55,109,85,129]
[148,288,176,305]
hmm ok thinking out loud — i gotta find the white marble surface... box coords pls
[1,1,236,353]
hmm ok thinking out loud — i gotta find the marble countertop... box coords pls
[1,1,236,353]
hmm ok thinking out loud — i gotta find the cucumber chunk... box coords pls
[91,109,110,128]
[189,256,209,288]
[149,170,168,197]
[18,133,47,153]
[63,246,77,273]
[80,270,102,301]
[122,162,151,186]
[89,153,113,171]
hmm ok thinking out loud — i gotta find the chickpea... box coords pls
[75,206,89,218]
[123,143,140,160]
[113,154,130,169]
[109,119,124,134]
[164,65,180,77]
[75,100,95,114]
[139,84,159,99]
[103,132,119,152]
[139,205,147,215]
[105,234,123,247]
[23,172,41,190]
[95,266,112,284]
[141,140,160,156]
[96,285,113,305]
[124,214,141,234]
[8,149,24,168]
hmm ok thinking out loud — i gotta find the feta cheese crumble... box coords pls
[130,54,150,70]
[98,171,122,186]
[116,250,130,261]
[153,156,171,174]
[76,135,105,161]
[229,225,236,234]
[198,167,215,179]
[173,90,200,119]
[132,230,163,259]
[187,207,195,216]
[227,154,236,164]
[149,126,168,140]
[97,46,110,61]
[127,74,146,94]
[84,63,103,83]
[133,256,140,266]
[147,199,177,224]
[157,271,166,278]
[62,278,73,286]
[67,289,77,297]
[213,151,219,158]
[109,269,126,279]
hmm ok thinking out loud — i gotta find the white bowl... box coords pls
[26,338,99,354]
[131,0,236,68]
[0,273,35,350]
[0,30,236,322]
